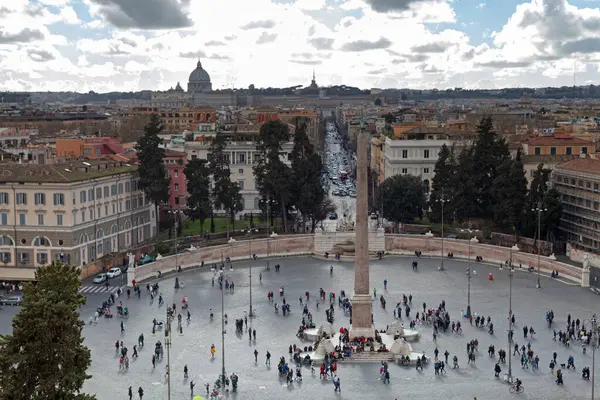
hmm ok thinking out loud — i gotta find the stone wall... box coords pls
[567,244,599,267]
[127,234,314,286]
[313,229,385,254]
[385,235,582,283]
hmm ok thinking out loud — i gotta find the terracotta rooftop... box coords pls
[0,159,136,183]
[555,157,600,174]
[525,134,592,146]
[164,149,187,157]
[522,154,578,164]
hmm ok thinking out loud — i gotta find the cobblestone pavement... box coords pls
[1,255,598,400]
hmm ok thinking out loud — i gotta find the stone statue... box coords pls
[584,253,590,271]
[128,252,135,269]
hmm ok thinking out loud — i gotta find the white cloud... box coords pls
[477,3,485,9]
[3,0,600,91]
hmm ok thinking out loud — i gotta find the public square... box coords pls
[1,255,598,400]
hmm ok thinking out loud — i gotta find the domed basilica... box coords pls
[187,60,212,93]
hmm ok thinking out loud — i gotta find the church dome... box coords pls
[189,61,211,83]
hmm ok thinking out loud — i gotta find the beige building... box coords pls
[0,159,156,280]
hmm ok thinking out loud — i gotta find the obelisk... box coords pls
[350,121,375,339]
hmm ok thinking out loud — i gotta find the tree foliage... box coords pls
[135,114,170,212]
[254,120,292,232]
[429,144,456,223]
[491,150,527,231]
[0,261,95,400]
[290,121,326,232]
[184,158,212,235]
[377,175,426,228]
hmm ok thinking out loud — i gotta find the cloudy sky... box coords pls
[2,0,600,92]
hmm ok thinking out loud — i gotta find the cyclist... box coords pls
[515,378,522,391]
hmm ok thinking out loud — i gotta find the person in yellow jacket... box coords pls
[210,344,216,359]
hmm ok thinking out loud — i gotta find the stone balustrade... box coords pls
[126,233,584,287]
[385,234,582,284]
[127,234,314,286]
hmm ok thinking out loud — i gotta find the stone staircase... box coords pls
[341,352,395,363]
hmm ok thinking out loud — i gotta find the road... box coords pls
[1,255,598,399]
[324,122,357,228]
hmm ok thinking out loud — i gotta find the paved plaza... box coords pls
[1,255,598,400]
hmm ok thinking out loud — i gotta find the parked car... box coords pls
[93,273,107,284]
[0,295,22,306]
[106,267,122,279]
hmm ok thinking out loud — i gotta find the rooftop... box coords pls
[524,134,592,146]
[521,154,578,164]
[0,159,136,183]
[555,157,600,174]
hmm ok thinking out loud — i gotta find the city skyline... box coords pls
[2,0,600,93]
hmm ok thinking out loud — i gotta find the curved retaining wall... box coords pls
[127,233,583,286]
[127,234,314,285]
[385,235,582,284]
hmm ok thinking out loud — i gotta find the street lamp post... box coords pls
[169,209,180,271]
[220,259,227,388]
[584,316,599,400]
[437,192,449,271]
[242,228,258,317]
[532,201,547,289]
[466,236,479,318]
[266,199,273,271]
[165,308,172,400]
[507,244,519,384]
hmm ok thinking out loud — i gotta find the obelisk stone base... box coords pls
[349,294,375,339]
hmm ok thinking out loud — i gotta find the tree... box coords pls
[313,198,336,230]
[290,122,325,232]
[428,144,456,223]
[207,134,232,213]
[225,183,244,233]
[491,150,527,233]
[452,147,478,222]
[135,114,170,230]
[0,261,95,400]
[254,120,292,232]
[184,158,212,235]
[471,117,510,217]
[376,175,426,230]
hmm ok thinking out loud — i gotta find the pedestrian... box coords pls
[128,386,132,400]
[444,350,449,364]
[121,321,125,333]
[138,387,144,399]
[190,380,195,396]
[266,350,271,366]
[152,354,156,369]
[184,364,188,379]
[254,349,259,363]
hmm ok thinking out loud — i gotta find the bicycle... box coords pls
[509,385,524,394]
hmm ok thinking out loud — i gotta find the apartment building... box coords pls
[0,159,156,280]
[383,127,472,189]
[522,134,592,156]
[553,156,600,254]
[170,126,294,216]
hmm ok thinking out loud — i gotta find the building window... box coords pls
[89,209,94,220]
[550,147,556,155]
[424,150,430,159]
[34,193,45,205]
[105,205,109,216]
[37,214,44,226]
[173,170,178,178]
[118,183,123,194]
[587,181,591,190]
[88,189,94,201]
[16,193,27,205]
[595,183,599,192]
[566,147,572,155]
[586,199,592,208]
[175,197,179,205]
[72,192,76,205]
[83,148,92,155]
[239,168,244,174]
[73,212,77,225]
[33,237,50,246]
[57,214,63,226]
[80,191,86,203]
[111,185,117,196]
[0,252,11,263]
[595,201,599,210]
[119,201,123,212]
[96,187,102,199]
[37,252,48,265]
[582,147,588,154]
[238,181,244,190]
[125,182,131,192]
[402,168,408,174]
[112,204,116,214]
[104,186,109,197]
[402,149,408,159]
[239,153,246,163]
[19,253,28,264]
[81,210,86,223]
[19,213,25,225]
[95,148,101,155]
[53,193,65,206]
[571,179,576,185]
[579,180,584,187]
[97,206,101,218]
[424,168,429,174]
[530,170,535,178]
[174,183,179,192]
[126,200,131,211]
[534,147,541,155]
[0,213,6,225]
[133,198,138,209]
